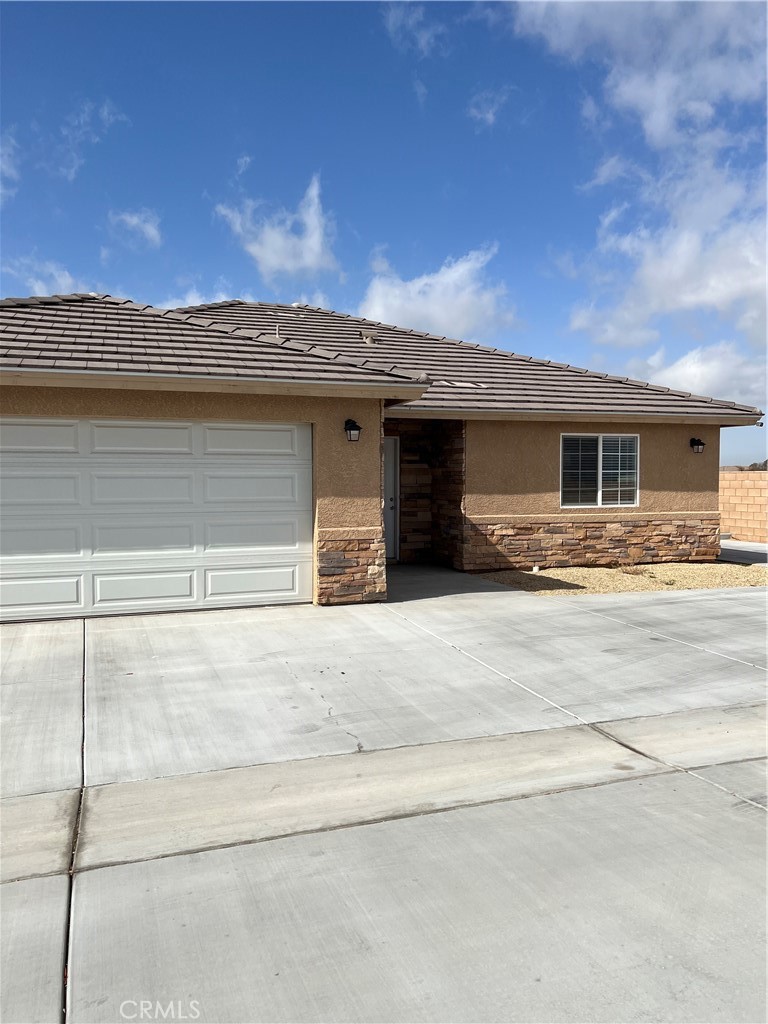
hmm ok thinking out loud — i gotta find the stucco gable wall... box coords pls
[459,420,720,570]
[465,420,720,518]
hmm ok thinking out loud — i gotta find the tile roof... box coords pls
[176,300,763,421]
[0,293,761,422]
[0,294,425,390]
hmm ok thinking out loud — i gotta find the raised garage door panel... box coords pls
[0,418,313,620]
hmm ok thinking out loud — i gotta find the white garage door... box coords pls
[0,418,313,621]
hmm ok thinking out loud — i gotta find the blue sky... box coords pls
[1,1,765,462]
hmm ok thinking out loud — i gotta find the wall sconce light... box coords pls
[689,438,706,454]
[344,419,362,442]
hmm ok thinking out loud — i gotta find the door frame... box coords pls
[383,436,400,561]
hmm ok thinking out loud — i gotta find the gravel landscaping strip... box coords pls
[479,562,768,597]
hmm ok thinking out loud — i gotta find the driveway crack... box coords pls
[283,659,364,752]
[315,689,364,751]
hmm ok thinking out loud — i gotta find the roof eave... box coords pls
[0,368,428,401]
[385,405,762,426]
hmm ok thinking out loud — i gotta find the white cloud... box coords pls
[2,257,90,296]
[580,94,600,128]
[158,276,255,310]
[629,341,766,411]
[98,100,127,129]
[215,174,338,283]
[359,245,515,339]
[294,290,330,309]
[514,2,765,148]
[383,3,448,57]
[108,208,162,248]
[511,3,766,353]
[571,160,766,348]
[467,87,512,129]
[54,99,130,181]
[1,131,20,205]
[579,154,633,191]
[160,287,228,310]
[235,155,251,177]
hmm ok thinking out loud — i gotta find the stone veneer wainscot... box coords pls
[316,528,387,604]
[460,516,720,571]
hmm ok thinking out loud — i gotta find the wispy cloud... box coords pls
[383,3,448,57]
[467,87,512,129]
[0,131,21,205]
[359,245,515,339]
[413,77,428,108]
[513,2,766,355]
[215,174,338,283]
[158,276,255,310]
[294,290,330,309]
[578,154,636,191]
[569,161,766,349]
[108,208,162,248]
[2,256,91,296]
[235,155,251,177]
[515,2,765,147]
[628,342,766,411]
[54,99,130,182]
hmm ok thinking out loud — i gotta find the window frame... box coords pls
[559,432,640,509]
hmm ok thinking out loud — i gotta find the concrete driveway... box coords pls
[2,567,766,1023]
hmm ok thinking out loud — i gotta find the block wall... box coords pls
[719,471,767,543]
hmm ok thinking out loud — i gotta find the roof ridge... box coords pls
[177,309,424,384]
[0,292,109,308]
[214,301,757,414]
[171,299,246,313]
[60,294,425,385]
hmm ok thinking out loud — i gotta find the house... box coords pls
[0,292,761,622]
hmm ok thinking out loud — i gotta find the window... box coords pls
[561,434,638,507]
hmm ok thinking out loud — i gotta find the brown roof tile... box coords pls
[0,294,424,391]
[0,293,761,422]
[175,300,762,421]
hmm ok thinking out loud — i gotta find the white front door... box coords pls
[383,437,399,560]
[0,418,313,621]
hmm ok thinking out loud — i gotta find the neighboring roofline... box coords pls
[0,368,427,400]
[383,406,762,426]
[0,293,427,389]
[178,299,763,419]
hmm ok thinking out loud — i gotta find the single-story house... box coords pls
[0,292,761,621]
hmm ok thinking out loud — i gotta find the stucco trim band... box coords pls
[468,510,721,522]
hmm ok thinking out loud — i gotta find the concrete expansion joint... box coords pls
[577,604,768,673]
[380,604,767,811]
[67,769,683,877]
[585,722,765,810]
[61,617,87,1024]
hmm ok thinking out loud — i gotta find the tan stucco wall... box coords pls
[465,420,721,518]
[0,386,383,531]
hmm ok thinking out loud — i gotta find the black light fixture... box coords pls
[344,419,362,442]
[689,437,706,454]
